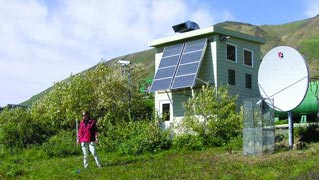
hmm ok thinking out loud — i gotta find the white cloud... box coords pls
[0,0,231,107]
[305,0,319,17]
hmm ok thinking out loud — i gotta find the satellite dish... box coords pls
[258,46,309,112]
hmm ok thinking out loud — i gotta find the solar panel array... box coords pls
[150,38,207,92]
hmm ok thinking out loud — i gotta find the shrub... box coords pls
[99,116,171,155]
[41,130,80,157]
[172,134,204,151]
[118,120,171,155]
[181,85,243,148]
[224,135,243,152]
[0,108,49,149]
[0,155,27,178]
[296,124,319,143]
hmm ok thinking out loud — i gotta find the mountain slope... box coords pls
[21,16,319,106]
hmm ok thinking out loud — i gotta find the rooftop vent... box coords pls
[172,21,200,33]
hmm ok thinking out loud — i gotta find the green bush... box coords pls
[0,155,27,178]
[119,120,171,155]
[41,130,80,157]
[0,108,49,149]
[99,117,171,155]
[172,134,204,151]
[224,135,243,152]
[2,163,26,178]
[181,85,243,148]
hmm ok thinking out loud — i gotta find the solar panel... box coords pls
[154,67,176,79]
[183,39,207,53]
[150,38,207,92]
[150,78,172,92]
[175,62,199,76]
[162,43,184,57]
[179,51,203,64]
[149,43,184,92]
[171,38,207,89]
[158,55,180,68]
[171,74,196,89]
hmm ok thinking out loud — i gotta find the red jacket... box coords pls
[78,119,98,143]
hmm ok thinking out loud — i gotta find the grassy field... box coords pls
[2,142,319,180]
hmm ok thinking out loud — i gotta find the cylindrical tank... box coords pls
[275,80,319,120]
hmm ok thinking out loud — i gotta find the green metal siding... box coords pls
[197,37,215,85]
[216,37,261,104]
[172,90,192,117]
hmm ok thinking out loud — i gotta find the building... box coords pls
[149,21,265,126]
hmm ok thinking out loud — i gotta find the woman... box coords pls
[78,111,101,168]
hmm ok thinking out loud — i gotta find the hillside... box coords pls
[21,15,319,106]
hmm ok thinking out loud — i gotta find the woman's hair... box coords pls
[82,111,90,118]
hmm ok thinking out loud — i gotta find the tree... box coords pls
[30,62,154,133]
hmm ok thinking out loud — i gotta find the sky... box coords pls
[0,0,318,107]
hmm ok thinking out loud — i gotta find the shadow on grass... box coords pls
[275,123,319,152]
[298,123,319,143]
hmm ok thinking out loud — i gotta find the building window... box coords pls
[244,49,253,66]
[162,103,170,121]
[227,44,236,62]
[245,73,252,89]
[228,69,236,85]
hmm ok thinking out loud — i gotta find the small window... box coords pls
[244,49,253,66]
[245,73,252,89]
[162,103,170,121]
[227,44,236,62]
[228,69,236,85]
